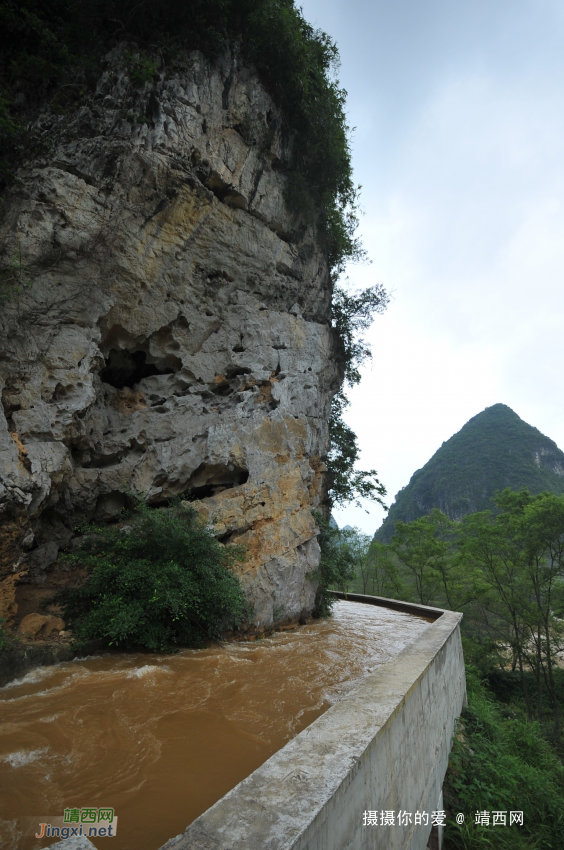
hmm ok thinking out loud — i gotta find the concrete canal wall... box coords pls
[162,595,466,850]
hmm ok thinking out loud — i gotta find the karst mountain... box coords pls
[374,403,564,542]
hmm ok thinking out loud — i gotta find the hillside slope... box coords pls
[375,404,564,542]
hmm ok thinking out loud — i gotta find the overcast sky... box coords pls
[299,0,564,534]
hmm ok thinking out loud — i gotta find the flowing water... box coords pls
[0,601,431,850]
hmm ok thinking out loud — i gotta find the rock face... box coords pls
[18,613,65,638]
[0,47,340,630]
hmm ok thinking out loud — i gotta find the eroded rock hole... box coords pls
[226,366,251,378]
[211,379,233,397]
[100,349,180,390]
[95,491,127,521]
[1,382,21,429]
[217,530,236,544]
[51,382,69,401]
[187,462,249,499]
[211,367,252,396]
[75,450,123,470]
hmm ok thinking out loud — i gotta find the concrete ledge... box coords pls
[329,590,445,620]
[162,600,466,850]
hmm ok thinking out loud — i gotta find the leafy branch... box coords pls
[326,282,390,509]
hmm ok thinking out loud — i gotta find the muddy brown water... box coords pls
[0,601,431,850]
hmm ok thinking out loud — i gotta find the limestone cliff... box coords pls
[0,46,341,631]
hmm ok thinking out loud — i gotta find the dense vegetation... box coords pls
[55,500,249,651]
[363,490,564,741]
[444,667,564,849]
[311,511,370,616]
[375,403,564,542]
[346,488,564,846]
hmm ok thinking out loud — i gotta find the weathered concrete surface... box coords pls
[0,45,339,630]
[332,590,445,619]
[162,604,465,850]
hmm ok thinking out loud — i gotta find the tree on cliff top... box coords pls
[0,0,358,271]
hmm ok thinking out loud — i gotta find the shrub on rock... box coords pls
[56,501,249,651]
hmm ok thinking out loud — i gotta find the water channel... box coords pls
[0,600,431,850]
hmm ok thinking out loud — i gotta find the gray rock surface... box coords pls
[47,837,97,850]
[0,46,340,629]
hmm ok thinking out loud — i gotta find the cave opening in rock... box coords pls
[187,462,249,499]
[100,349,178,390]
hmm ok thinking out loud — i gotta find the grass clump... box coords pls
[444,667,564,850]
[56,500,249,652]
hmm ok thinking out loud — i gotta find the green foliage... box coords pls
[458,489,564,743]
[372,488,564,744]
[125,51,158,84]
[355,509,475,604]
[331,284,389,385]
[311,511,360,617]
[328,391,388,509]
[327,283,390,509]
[444,667,564,850]
[369,488,564,844]
[376,403,564,542]
[0,0,76,183]
[56,501,249,652]
[349,539,400,597]
[0,94,17,135]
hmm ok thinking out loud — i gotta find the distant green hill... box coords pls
[374,404,564,542]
